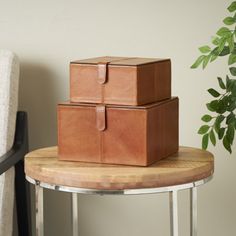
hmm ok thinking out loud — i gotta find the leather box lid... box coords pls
[71,56,170,66]
[58,97,178,110]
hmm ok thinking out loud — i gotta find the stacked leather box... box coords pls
[57,56,179,166]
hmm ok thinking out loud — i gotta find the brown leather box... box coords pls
[70,56,171,106]
[58,97,179,166]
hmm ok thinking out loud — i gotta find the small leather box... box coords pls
[58,97,179,166]
[70,56,171,106]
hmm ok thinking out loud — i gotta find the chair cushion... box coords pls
[0,50,19,155]
[0,50,19,236]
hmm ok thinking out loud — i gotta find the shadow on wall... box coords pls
[18,62,60,150]
[18,63,72,236]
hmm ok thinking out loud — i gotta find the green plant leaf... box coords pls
[218,127,225,140]
[226,123,235,144]
[219,46,230,56]
[223,17,236,25]
[216,27,231,37]
[230,67,236,76]
[222,95,230,109]
[226,75,230,82]
[202,134,209,150]
[201,114,213,122]
[228,1,236,12]
[228,53,236,65]
[206,100,218,112]
[230,95,236,101]
[233,43,236,53]
[198,125,210,134]
[210,129,216,146]
[212,36,220,45]
[210,54,218,62]
[212,47,220,56]
[214,115,225,132]
[227,94,236,111]
[223,136,232,153]
[228,100,236,111]
[199,45,211,53]
[191,55,205,69]
[216,100,227,114]
[226,112,235,124]
[206,103,214,112]
[231,82,236,95]
[226,75,233,91]
[218,38,227,54]
[207,88,221,97]
[202,55,211,69]
[227,35,235,52]
[217,77,226,89]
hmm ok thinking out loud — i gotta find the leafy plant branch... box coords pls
[191,1,236,153]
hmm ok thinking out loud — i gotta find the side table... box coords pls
[25,146,214,236]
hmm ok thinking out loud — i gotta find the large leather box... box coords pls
[70,56,171,106]
[57,97,179,166]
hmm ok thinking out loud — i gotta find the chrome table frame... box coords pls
[26,175,213,236]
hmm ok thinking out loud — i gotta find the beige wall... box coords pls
[1,0,235,235]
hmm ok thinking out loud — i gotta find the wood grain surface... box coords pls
[25,146,214,190]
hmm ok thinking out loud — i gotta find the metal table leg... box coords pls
[190,187,197,236]
[35,183,44,236]
[72,193,78,236]
[169,190,179,236]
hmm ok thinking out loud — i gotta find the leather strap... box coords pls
[96,105,106,162]
[97,57,136,85]
[96,105,106,131]
[97,62,108,84]
[97,58,136,103]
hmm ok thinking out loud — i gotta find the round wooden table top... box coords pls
[25,146,214,190]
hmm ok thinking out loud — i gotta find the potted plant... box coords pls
[191,1,236,153]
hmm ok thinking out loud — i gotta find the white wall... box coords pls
[1,0,235,235]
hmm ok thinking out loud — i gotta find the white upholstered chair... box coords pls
[0,50,30,236]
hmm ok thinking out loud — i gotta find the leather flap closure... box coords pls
[97,62,108,84]
[96,105,106,131]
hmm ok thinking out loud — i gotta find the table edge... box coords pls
[26,175,213,195]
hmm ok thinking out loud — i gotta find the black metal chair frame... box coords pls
[0,111,31,236]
